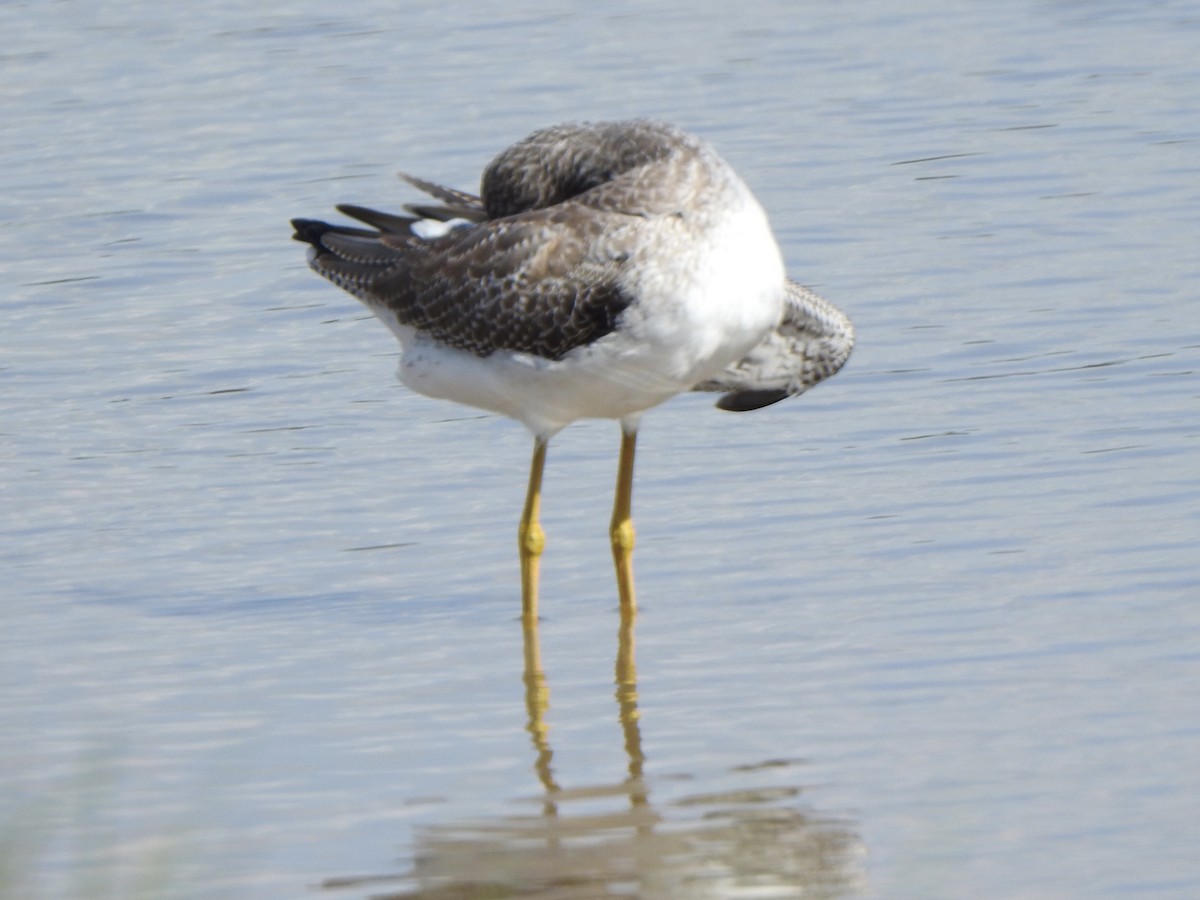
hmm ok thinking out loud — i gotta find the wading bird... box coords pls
[291,119,853,620]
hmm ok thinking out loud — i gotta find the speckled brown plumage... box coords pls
[291,119,853,419]
[291,120,717,362]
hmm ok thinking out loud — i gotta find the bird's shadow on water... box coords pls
[318,611,865,899]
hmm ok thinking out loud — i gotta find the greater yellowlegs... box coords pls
[291,120,853,618]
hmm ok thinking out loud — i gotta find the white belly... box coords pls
[369,182,785,437]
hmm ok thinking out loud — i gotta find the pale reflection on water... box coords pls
[322,616,862,899]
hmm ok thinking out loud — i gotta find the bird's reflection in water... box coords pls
[322,609,862,898]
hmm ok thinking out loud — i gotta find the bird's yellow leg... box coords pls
[519,437,548,623]
[610,425,638,616]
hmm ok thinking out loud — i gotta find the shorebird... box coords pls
[291,119,853,619]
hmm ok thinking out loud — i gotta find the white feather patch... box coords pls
[410,217,473,240]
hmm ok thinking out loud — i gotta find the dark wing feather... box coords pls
[292,122,703,362]
[339,179,487,231]
[291,205,634,361]
[399,174,486,215]
[335,204,423,235]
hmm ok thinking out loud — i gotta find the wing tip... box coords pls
[290,218,333,246]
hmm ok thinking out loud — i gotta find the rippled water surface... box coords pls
[3,1,1199,898]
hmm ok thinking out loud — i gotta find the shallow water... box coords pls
[3,1,1199,897]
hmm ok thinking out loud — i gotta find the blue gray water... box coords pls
[3,1,1198,897]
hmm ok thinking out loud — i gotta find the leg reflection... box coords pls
[615,601,648,811]
[320,603,863,896]
[521,609,560,813]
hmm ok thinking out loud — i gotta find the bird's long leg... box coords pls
[519,437,548,623]
[610,423,638,615]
